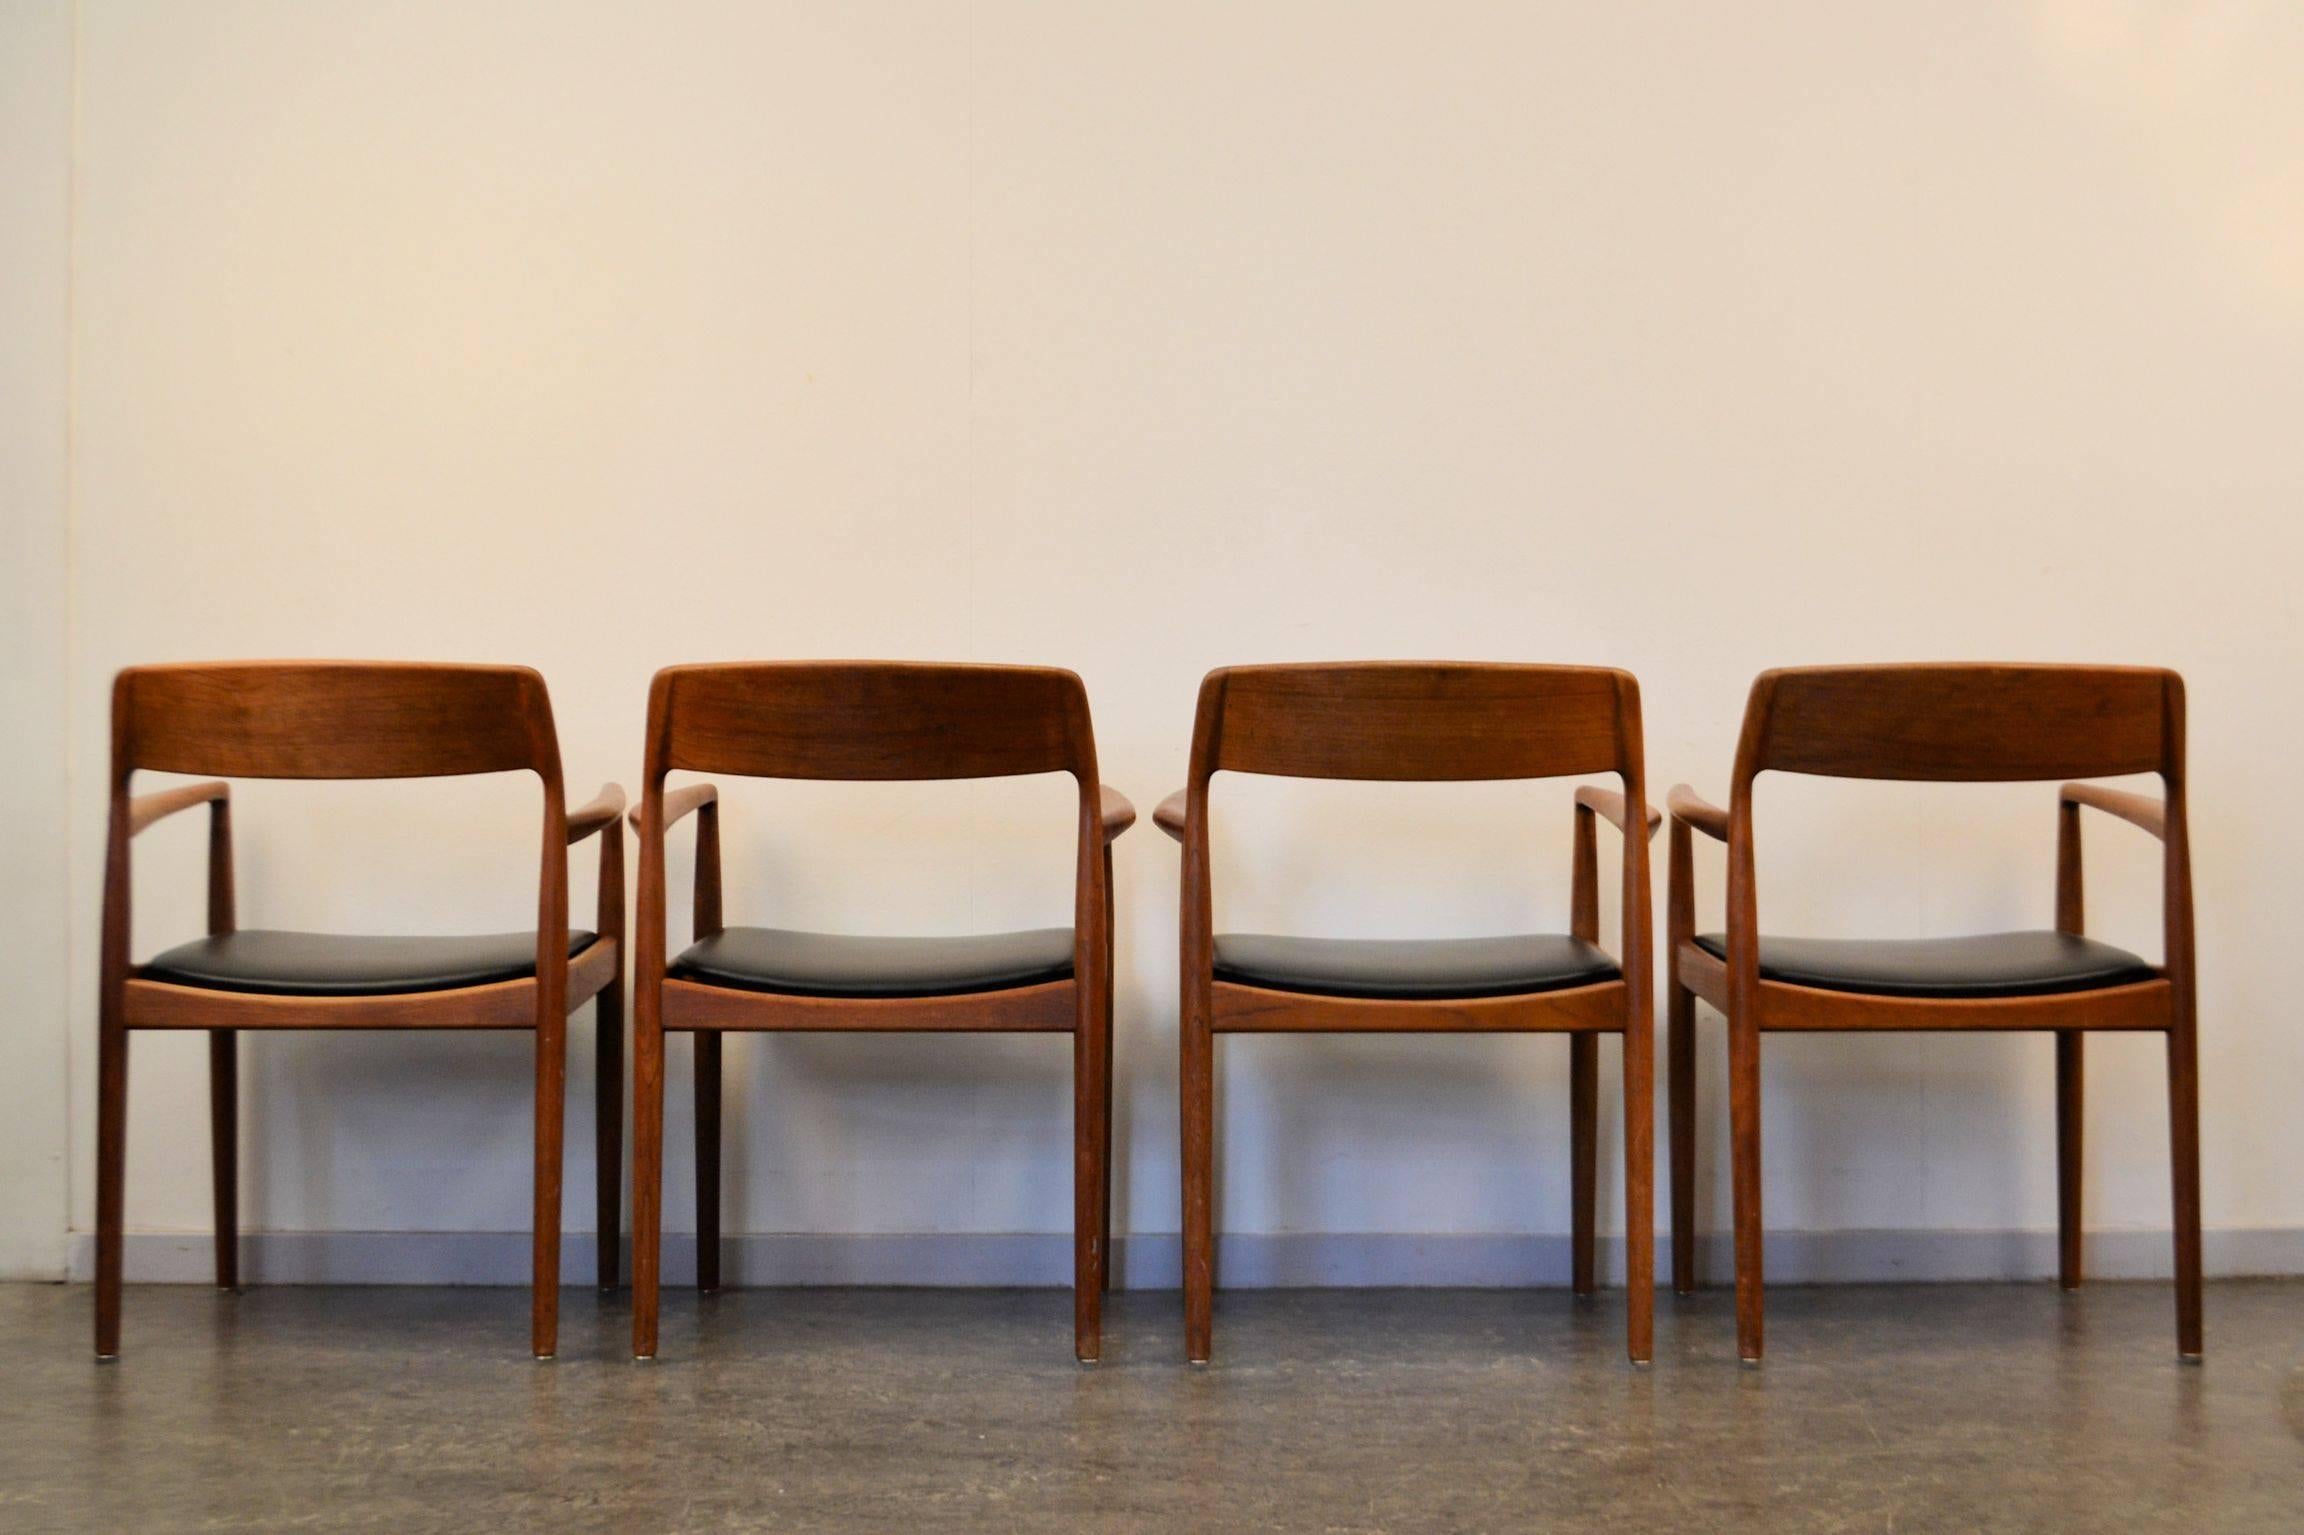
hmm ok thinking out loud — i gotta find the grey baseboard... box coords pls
[60,1227,2304,1288]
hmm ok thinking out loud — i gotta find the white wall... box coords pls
[1,0,75,1279]
[6,0,2303,1282]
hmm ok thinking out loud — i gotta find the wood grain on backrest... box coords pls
[1744,664,2176,783]
[1203,663,1631,781]
[117,662,556,780]
[652,662,1091,781]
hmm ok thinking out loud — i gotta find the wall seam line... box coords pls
[58,0,82,1260]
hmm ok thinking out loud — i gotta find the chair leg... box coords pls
[531,1012,567,1360]
[631,1006,666,1360]
[209,1029,239,1291]
[2167,1026,2204,1359]
[1100,1026,1115,1296]
[594,982,624,1292]
[1074,1005,1109,1363]
[2056,1032,2083,1291]
[1623,1019,1655,1366]
[1100,850,1116,1295]
[1668,976,1697,1294]
[1181,1011,1216,1364]
[1096,838,1115,1290]
[95,1021,129,1359]
[695,1031,722,1294]
[1728,1013,1764,1363]
[1569,1032,1598,1295]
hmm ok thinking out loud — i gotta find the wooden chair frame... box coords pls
[1666,663,2198,1362]
[626,661,1134,1363]
[97,662,624,1360]
[1155,662,1658,1364]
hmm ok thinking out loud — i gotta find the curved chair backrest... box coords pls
[1733,663,2181,788]
[644,661,1097,784]
[105,660,576,1001]
[1187,662,1640,784]
[113,661,561,782]
[634,660,1110,1017]
[1715,662,2192,1013]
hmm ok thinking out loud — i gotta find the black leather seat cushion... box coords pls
[1213,932,1619,1001]
[1691,930,2157,999]
[671,926,1075,998]
[141,930,596,997]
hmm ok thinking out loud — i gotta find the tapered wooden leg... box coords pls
[1100,1027,1115,1296]
[95,1021,129,1358]
[1623,1018,1655,1365]
[1728,1013,1764,1363]
[594,982,624,1291]
[1074,1002,1110,1362]
[1181,1009,1215,1363]
[209,1029,239,1290]
[631,1006,666,1359]
[1569,1032,1598,1295]
[694,1031,722,1294]
[2055,1031,2083,1291]
[1100,847,1116,1295]
[1668,976,1697,1294]
[532,1012,567,1359]
[2167,1026,2203,1359]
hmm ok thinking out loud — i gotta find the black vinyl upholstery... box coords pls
[1691,930,2158,999]
[670,926,1075,998]
[1212,932,1619,1001]
[140,930,596,997]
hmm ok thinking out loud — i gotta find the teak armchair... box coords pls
[627,661,1134,1363]
[97,662,624,1359]
[1668,663,2199,1362]
[1155,663,1659,1364]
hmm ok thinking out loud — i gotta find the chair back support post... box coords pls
[1067,710,1112,1022]
[207,795,237,937]
[1613,671,1653,1031]
[534,776,570,1023]
[1179,670,1227,971]
[637,666,679,999]
[2056,795,2085,934]
[692,796,723,939]
[101,674,137,1028]
[2159,673,2194,1012]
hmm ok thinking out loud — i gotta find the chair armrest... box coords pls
[567,784,626,843]
[1101,785,1137,841]
[1575,786,1660,839]
[129,781,229,836]
[1667,784,1729,842]
[1153,789,1189,843]
[630,782,719,834]
[2061,782,2166,841]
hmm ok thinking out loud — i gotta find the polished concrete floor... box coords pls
[2,1280,2299,1533]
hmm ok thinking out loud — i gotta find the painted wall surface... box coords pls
[0,0,75,1279]
[6,1,2303,1280]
